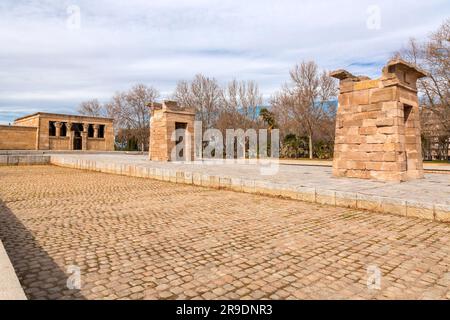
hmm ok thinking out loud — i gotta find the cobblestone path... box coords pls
[0,166,449,299]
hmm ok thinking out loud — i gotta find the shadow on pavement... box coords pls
[0,199,85,300]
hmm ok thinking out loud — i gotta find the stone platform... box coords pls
[279,159,450,173]
[0,154,50,166]
[49,154,450,223]
[0,240,27,300]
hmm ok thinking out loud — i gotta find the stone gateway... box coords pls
[331,59,427,182]
[149,101,195,162]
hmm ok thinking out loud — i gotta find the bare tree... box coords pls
[105,84,159,151]
[77,99,105,117]
[395,19,450,159]
[271,61,337,159]
[270,88,297,138]
[221,79,264,130]
[395,19,449,131]
[173,74,222,131]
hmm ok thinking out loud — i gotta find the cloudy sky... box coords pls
[0,0,449,123]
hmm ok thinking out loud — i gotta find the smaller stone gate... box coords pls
[331,59,427,182]
[149,101,195,162]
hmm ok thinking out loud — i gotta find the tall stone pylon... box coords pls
[331,59,427,181]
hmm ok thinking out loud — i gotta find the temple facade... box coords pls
[0,112,114,151]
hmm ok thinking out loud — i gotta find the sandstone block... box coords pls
[342,119,363,128]
[154,168,163,181]
[359,103,382,113]
[406,201,434,220]
[357,194,384,212]
[295,186,316,203]
[362,119,377,127]
[377,126,397,135]
[346,169,370,179]
[381,198,407,216]
[7,156,19,165]
[353,79,379,91]
[176,171,185,183]
[316,189,336,206]
[435,204,450,223]
[230,178,243,192]
[184,171,193,184]
[162,169,172,182]
[192,172,202,185]
[375,118,394,127]
[373,151,396,162]
[359,127,377,135]
[219,177,232,189]
[381,101,399,111]
[335,191,357,208]
[352,90,369,105]
[370,87,396,103]
[340,81,354,93]
[278,185,300,199]
[338,93,352,107]
[201,175,219,188]
[241,179,255,193]
[254,180,272,195]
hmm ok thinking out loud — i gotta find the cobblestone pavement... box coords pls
[0,166,449,300]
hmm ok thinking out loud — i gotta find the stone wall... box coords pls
[0,154,50,166]
[0,125,37,150]
[13,114,41,148]
[49,136,71,150]
[87,138,112,151]
[331,59,426,182]
[149,109,168,161]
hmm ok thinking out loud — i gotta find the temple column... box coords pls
[55,122,62,137]
[93,124,100,138]
[82,123,89,150]
[66,122,73,150]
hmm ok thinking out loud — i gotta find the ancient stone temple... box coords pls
[331,59,427,182]
[149,101,195,162]
[0,112,114,151]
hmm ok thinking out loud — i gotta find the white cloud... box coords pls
[0,0,449,123]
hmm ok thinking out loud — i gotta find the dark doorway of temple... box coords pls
[403,104,414,172]
[73,123,83,150]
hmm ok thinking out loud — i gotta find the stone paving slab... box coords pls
[1,166,449,300]
[0,154,50,166]
[0,150,144,156]
[280,159,450,173]
[49,154,450,223]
